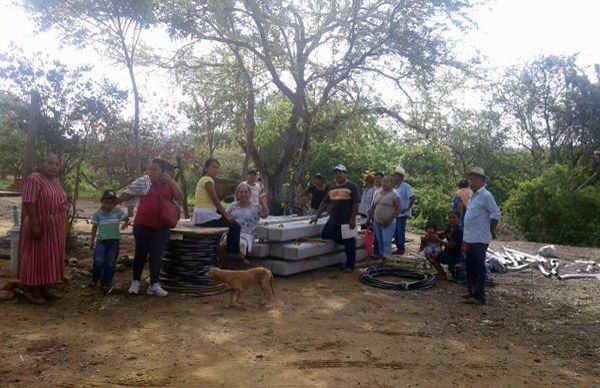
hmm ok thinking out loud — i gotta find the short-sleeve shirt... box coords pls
[463,186,501,244]
[322,181,360,225]
[443,225,463,258]
[359,186,376,216]
[134,183,176,229]
[308,185,329,210]
[92,208,125,241]
[394,181,415,218]
[226,202,261,234]
[372,190,399,224]
[194,176,215,208]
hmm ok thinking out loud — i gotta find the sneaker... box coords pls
[128,280,141,295]
[147,283,168,297]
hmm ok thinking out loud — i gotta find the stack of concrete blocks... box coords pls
[246,215,366,276]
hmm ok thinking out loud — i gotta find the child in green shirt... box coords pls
[90,190,128,293]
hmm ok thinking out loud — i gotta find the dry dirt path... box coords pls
[1,198,600,387]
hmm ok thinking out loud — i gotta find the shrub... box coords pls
[503,165,600,246]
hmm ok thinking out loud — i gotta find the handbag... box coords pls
[160,196,181,228]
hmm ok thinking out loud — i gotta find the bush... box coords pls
[503,165,600,246]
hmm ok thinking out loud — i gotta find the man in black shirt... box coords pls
[310,164,360,272]
[303,173,329,215]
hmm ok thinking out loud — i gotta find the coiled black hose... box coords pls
[160,235,229,295]
[360,266,436,290]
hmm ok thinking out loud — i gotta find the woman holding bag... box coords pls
[118,158,184,297]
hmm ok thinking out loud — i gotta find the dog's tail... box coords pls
[269,272,275,295]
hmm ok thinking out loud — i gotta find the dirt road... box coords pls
[1,198,599,387]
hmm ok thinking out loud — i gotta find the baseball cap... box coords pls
[333,164,347,173]
[101,190,117,200]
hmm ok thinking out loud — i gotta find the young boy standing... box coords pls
[90,190,128,293]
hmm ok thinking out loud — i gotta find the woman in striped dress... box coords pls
[20,154,68,304]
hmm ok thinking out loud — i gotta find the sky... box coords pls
[0,0,599,124]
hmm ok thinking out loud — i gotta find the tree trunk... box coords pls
[23,91,41,178]
[127,62,143,174]
[176,156,190,218]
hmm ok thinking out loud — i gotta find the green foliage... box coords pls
[0,92,27,177]
[400,145,455,229]
[504,165,600,246]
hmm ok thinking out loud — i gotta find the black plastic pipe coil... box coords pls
[160,235,229,295]
[360,266,436,290]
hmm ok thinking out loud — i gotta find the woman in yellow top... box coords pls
[193,159,243,260]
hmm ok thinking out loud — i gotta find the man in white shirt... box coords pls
[462,167,501,305]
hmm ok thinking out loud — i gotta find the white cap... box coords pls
[394,165,406,176]
[333,164,347,173]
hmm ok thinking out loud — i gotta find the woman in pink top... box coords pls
[118,158,184,297]
[19,154,68,304]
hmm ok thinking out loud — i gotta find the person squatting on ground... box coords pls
[118,158,184,297]
[392,165,415,255]
[19,153,68,304]
[89,190,128,294]
[310,164,360,272]
[420,223,443,262]
[302,172,329,216]
[366,176,401,262]
[422,212,464,280]
[462,167,501,305]
[192,159,244,261]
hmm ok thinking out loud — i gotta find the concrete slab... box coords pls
[247,242,270,258]
[269,237,365,261]
[254,215,315,239]
[250,249,367,276]
[264,218,328,241]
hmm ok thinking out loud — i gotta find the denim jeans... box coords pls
[394,216,408,254]
[132,224,170,284]
[93,239,120,286]
[466,242,488,304]
[373,220,396,259]
[321,223,356,269]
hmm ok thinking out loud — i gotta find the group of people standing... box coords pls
[17,153,499,306]
[17,156,270,303]
[306,164,501,305]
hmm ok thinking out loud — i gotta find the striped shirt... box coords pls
[19,173,68,286]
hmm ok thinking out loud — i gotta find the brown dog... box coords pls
[205,267,274,307]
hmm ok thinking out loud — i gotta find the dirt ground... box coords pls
[1,197,600,387]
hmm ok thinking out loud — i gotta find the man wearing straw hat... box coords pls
[462,167,501,305]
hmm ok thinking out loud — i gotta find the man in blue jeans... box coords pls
[392,165,415,255]
[462,167,501,305]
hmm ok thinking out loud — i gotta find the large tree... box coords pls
[26,0,158,173]
[163,0,475,200]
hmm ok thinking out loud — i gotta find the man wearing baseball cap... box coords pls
[462,167,501,305]
[310,164,361,272]
[392,165,415,255]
